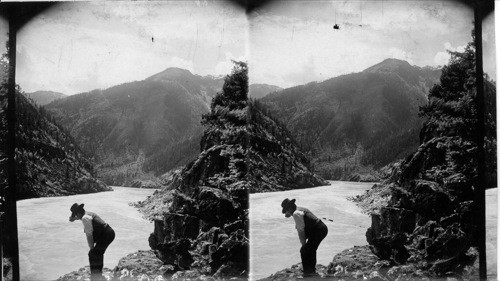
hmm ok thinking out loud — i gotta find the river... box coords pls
[250,181,498,280]
[17,187,157,281]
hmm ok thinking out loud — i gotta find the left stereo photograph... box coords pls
[10,2,249,281]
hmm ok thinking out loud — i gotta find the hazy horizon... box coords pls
[22,56,446,97]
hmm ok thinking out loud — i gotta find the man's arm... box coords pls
[297,229,306,245]
[86,233,94,249]
[81,215,94,249]
[293,211,306,245]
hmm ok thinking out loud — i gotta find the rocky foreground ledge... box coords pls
[56,250,247,281]
[260,245,479,281]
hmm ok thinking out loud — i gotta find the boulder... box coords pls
[425,224,469,260]
[149,213,199,249]
[209,229,248,274]
[443,173,473,201]
[386,264,417,280]
[368,207,415,239]
[195,186,239,225]
[409,180,453,219]
[327,245,382,277]
[155,238,193,269]
[114,250,164,277]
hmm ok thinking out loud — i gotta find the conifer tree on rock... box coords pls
[143,62,250,279]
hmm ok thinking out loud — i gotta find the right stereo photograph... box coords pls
[248,0,496,280]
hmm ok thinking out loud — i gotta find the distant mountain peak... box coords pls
[363,58,413,73]
[249,83,283,99]
[382,58,410,64]
[24,90,67,106]
[146,67,194,81]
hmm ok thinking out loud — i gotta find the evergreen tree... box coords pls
[418,32,496,189]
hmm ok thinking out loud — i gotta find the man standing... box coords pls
[69,203,115,281]
[282,198,328,277]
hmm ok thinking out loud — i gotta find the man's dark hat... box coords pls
[70,203,84,218]
[281,198,296,213]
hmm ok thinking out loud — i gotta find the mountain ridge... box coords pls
[45,68,224,186]
[261,58,442,180]
[249,83,282,99]
[24,90,67,106]
[44,58,438,186]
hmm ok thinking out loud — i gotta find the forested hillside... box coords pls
[45,68,224,186]
[16,92,110,199]
[261,59,441,181]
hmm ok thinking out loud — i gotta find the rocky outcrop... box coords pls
[359,132,483,276]
[138,62,250,279]
[348,141,483,278]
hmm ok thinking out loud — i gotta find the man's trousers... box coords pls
[300,222,328,274]
[89,226,115,280]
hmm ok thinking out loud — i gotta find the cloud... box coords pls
[433,42,468,66]
[444,42,466,52]
[434,51,450,66]
[214,52,247,76]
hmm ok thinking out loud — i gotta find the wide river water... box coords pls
[250,181,498,280]
[17,186,157,281]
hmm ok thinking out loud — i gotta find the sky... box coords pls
[0,17,6,54]
[16,1,247,95]
[249,0,496,88]
[15,0,496,94]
